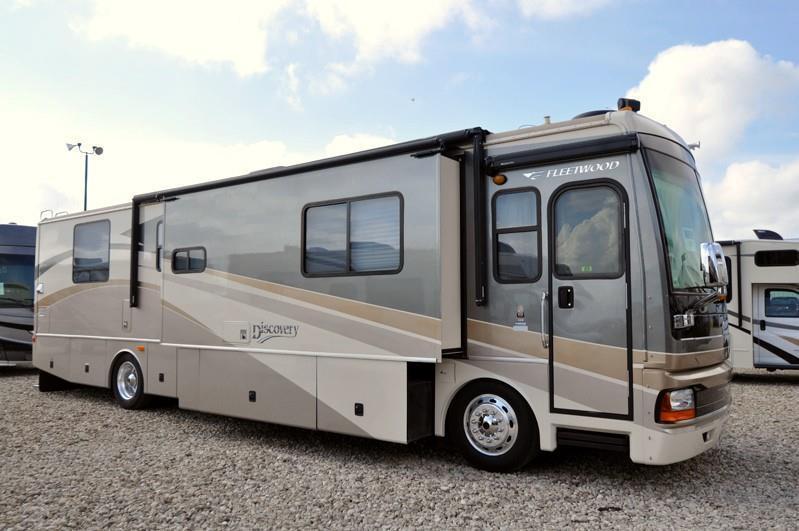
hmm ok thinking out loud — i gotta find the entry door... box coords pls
[753,285,799,368]
[548,182,632,419]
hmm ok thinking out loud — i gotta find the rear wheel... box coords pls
[111,353,150,409]
[447,380,538,472]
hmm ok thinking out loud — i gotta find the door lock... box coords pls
[558,286,574,309]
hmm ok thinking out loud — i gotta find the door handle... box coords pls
[541,292,549,349]
[558,286,574,309]
[760,320,766,331]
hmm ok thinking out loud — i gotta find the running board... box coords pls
[556,428,629,452]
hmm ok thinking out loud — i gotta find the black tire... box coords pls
[446,380,539,472]
[111,353,151,410]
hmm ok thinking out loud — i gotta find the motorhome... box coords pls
[34,99,732,471]
[0,224,36,366]
[722,234,799,371]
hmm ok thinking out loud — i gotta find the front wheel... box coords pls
[447,380,539,472]
[111,353,150,409]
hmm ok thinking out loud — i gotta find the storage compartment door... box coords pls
[317,358,410,443]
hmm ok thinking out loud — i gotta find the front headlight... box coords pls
[657,387,696,423]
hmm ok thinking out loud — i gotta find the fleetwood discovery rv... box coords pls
[34,99,732,471]
[722,234,799,371]
[0,224,35,366]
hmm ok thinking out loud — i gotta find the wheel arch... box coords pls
[439,374,540,439]
[108,349,145,391]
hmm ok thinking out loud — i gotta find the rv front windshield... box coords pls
[0,253,34,308]
[648,149,713,290]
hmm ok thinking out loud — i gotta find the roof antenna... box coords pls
[687,141,700,151]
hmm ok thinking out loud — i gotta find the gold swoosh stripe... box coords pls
[205,269,441,340]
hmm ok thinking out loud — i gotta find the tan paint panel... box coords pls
[37,279,129,307]
[206,269,441,340]
[467,319,545,359]
[552,336,628,382]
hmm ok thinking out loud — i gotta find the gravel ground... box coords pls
[1,368,798,530]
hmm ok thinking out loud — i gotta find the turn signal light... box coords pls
[135,345,145,352]
[657,388,696,423]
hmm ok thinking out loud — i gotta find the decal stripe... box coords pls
[752,336,799,365]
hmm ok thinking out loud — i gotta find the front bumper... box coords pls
[630,405,728,465]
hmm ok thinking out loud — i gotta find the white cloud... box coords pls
[0,94,395,227]
[305,0,481,64]
[516,0,613,18]
[323,133,395,157]
[71,0,293,77]
[627,40,799,166]
[704,159,799,240]
[283,63,303,110]
[67,0,614,92]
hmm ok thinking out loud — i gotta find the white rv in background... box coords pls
[722,232,799,371]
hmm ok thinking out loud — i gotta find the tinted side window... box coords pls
[350,196,401,272]
[172,247,206,274]
[724,256,733,303]
[765,289,799,318]
[554,186,622,278]
[73,220,110,283]
[303,193,403,276]
[304,203,347,274]
[755,250,799,267]
[493,189,540,283]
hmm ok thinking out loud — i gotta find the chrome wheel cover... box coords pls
[463,393,519,456]
[116,360,139,401]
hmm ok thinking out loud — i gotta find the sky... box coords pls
[1,0,798,239]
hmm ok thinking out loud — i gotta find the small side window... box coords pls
[765,289,799,318]
[492,188,540,283]
[172,247,206,274]
[73,220,110,284]
[724,256,733,303]
[755,250,799,267]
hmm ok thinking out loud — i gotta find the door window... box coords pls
[765,289,799,318]
[554,186,623,278]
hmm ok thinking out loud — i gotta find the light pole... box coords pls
[66,142,103,211]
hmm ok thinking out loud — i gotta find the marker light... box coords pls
[617,98,641,112]
[492,174,508,186]
[135,345,145,352]
[657,388,696,423]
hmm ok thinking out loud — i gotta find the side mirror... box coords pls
[700,242,728,287]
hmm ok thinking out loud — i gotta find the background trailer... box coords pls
[722,237,799,370]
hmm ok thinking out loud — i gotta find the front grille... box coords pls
[696,384,731,417]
